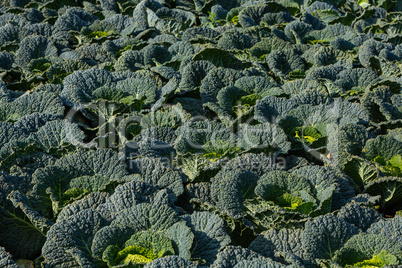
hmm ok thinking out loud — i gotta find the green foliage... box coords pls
[2,0,402,266]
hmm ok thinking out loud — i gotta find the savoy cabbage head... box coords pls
[43,199,230,267]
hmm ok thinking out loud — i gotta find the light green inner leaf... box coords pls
[373,154,402,177]
[118,246,157,265]
[61,188,88,207]
[103,230,175,267]
[346,250,398,268]
[293,126,323,144]
[87,31,115,38]
[119,95,147,111]
[288,69,306,80]
[276,192,314,214]
[232,93,262,116]
[306,39,331,45]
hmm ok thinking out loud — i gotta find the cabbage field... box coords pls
[1,0,402,267]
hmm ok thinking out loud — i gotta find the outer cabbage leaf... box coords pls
[183,182,213,211]
[278,100,369,140]
[174,120,234,155]
[302,46,353,68]
[175,153,225,182]
[221,153,284,176]
[141,104,190,129]
[193,48,245,70]
[181,26,220,42]
[0,51,14,71]
[51,7,96,35]
[210,169,259,219]
[142,44,172,67]
[94,180,171,221]
[304,24,356,43]
[144,256,197,268]
[238,123,291,155]
[327,124,370,168]
[115,75,158,105]
[114,50,145,72]
[129,157,185,200]
[178,60,215,94]
[55,148,128,179]
[136,138,176,158]
[0,92,64,123]
[28,120,85,155]
[301,214,359,263]
[255,91,331,124]
[362,135,402,167]
[337,201,381,231]
[217,29,257,51]
[182,211,231,265]
[168,41,197,62]
[211,246,267,268]
[154,8,196,34]
[46,59,91,84]
[248,36,295,59]
[42,209,110,267]
[334,68,380,94]
[254,96,297,124]
[284,21,313,43]
[367,216,402,245]
[57,192,110,222]
[358,39,394,69]
[266,49,305,78]
[61,68,114,104]
[164,221,194,261]
[249,228,304,261]
[238,5,273,28]
[0,122,27,150]
[200,67,244,103]
[361,86,402,122]
[15,35,58,68]
[137,127,177,146]
[0,177,49,259]
[88,14,135,35]
[233,259,290,268]
[243,196,310,230]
